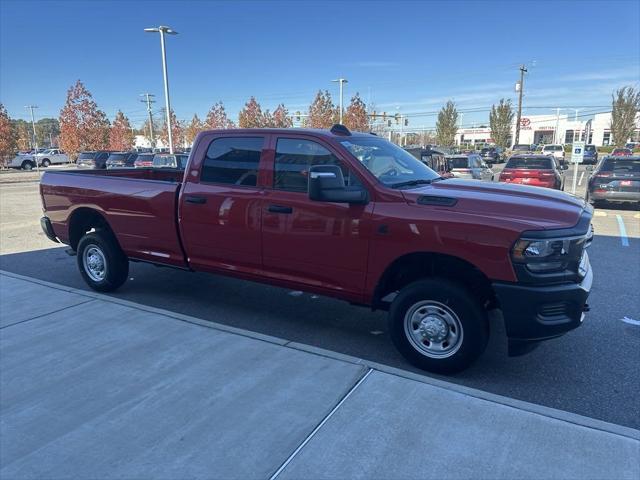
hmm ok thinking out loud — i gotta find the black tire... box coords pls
[21,160,34,171]
[77,230,129,292]
[41,159,50,167]
[388,278,489,374]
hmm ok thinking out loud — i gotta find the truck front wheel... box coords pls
[389,278,488,374]
[77,231,129,292]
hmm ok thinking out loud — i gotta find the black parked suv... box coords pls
[480,146,504,164]
[76,151,112,169]
[586,156,640,207]
[105,152,138,169]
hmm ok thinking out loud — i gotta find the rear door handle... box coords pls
[185,195,207,204]
[268,205,293,214]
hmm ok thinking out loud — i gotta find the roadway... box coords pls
[0,168,638,430]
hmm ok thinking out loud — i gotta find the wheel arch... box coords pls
[68,207,119,251]
[372,252,498,311]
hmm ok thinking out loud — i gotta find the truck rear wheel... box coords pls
[77,231,129,292]
[388,278,488,374]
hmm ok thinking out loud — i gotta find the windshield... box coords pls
[78,152,96,160]
[340,136,440,187]
[585,145,596,152]
[480,148,493,154]
[513,145,530,150]
[506,157,553,169]
[107,153,127,161]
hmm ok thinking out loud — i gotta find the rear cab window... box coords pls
[201,137,263,186]
[449,157,469,169]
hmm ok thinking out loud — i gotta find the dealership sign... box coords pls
[520,117,532,130]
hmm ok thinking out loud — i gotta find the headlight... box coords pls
[512,238,574,273]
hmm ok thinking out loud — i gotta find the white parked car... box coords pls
[541,144,566,165]
[34,149,69,167]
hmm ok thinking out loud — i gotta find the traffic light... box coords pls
[295,111,301,121]
[394,113,400,124]
[387,120,392,127]
[383,112,387,120]
[404,118,409,126]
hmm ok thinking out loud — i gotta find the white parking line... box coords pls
[578,171,585,186]
[615,215,629,247]
[621,316,640,326]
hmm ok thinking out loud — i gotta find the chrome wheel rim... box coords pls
[404,300,464,358]
[83,245,106,282]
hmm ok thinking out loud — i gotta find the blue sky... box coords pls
[1,0,639,129]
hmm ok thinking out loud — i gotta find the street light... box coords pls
[144,25,178,153]
[332,78,348,124]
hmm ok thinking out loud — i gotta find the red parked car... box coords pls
[499,155,566,190]
[611,148,632,156]
[39,125,593,373]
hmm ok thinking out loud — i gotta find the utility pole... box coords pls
[554,108,563,144]
[514,65,527,146]
[332,78,348,124]
[140,93,156,147]
[25,105,39,172]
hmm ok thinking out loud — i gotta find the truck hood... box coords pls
[401,179,588,231]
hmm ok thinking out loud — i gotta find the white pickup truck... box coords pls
[7,149,70,170]
[34,149,70,167]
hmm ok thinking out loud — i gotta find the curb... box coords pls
[2,269,639,442]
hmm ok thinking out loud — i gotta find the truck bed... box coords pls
[40,169,188,268]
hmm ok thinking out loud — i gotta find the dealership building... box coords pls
[455,112,640,147]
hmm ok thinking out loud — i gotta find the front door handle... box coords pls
[268,204,293,214]
[185,195,207,204]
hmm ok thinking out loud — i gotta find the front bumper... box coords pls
[40,216,59,243]
[493,252,592,342]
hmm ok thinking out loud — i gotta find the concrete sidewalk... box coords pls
[1,271,638,480]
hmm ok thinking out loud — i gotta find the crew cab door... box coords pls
[179,134,267,274]
[260,135,373,299]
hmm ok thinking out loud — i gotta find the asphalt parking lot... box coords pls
[1,167,638,430]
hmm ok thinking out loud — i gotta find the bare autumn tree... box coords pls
[307,90,337,128]
[343,93,369,132]
[435,100,459,147]
[160,109,184,149]
[611,86,640,146]
[184,114,205,145]
[59,80,110,158]
[489,98,515,148]
[108,111,134,151]
[205,101,235,129]
[0,104,16,166]
[238,97,265,128]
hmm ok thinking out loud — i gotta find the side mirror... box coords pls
[562,164,569,170]
[308,165,368,205]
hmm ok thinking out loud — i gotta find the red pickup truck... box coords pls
[40,125,594,373]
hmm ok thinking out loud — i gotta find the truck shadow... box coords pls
[1,232,638,428]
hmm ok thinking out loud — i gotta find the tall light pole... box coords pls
[25,105,39,172]
[514,65,527,147]
[332,78,348,124]
[145,26,178,153]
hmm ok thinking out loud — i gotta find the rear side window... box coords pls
[506,157,553,169]
[274,138,352,193]
[201,137,263,186]
[78,152,95,160]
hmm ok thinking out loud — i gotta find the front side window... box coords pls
[274,138,355,192]
[201,137,263,186]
